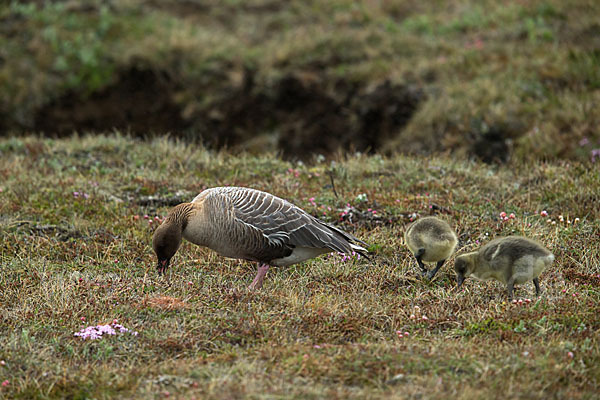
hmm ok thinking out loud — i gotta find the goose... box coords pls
[404,216,457,279]
[454,236,554,300]
[152,186,368,289]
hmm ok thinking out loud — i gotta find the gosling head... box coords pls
[454,254,474,289]
[152,221,183,274]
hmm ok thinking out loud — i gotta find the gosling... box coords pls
[404,216,458,279]
[454,236,554,300]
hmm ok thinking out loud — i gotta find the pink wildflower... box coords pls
[1,380,8,387]
[500,212,507,219]
[509,213,515,219]
[540,210,548,217]
[73,320,136,340]
[567,351,574,359]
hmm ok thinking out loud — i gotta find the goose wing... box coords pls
[224,187,367,258]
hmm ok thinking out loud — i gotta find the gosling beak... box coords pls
[456,275,465,289]
[157,258,170,275]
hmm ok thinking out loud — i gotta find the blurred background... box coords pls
[1,0,598,162]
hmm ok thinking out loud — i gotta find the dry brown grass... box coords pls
[0,134,599,398]
[144,296,190,311]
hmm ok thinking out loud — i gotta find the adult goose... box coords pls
[152,187,368,289]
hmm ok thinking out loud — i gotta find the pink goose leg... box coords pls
[248,263,270,290]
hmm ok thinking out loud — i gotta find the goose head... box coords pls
[454,254,475,288]
[152,221,182,274]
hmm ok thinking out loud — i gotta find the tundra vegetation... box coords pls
[1,0,599,161]
[0,135,599,398]
[1,0,599,398]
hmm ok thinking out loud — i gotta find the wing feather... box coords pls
[218,187,368,260]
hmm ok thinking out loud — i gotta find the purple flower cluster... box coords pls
[327,251,361,263]
[73,191,90,199]
[74,320,138,340]
[577,136,600,162]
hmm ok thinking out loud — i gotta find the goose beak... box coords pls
[157,258,170,275]
[456,275,465,289]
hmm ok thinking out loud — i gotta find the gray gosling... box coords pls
[152,187,368,290]
[454,236,554,300]
[404,216,458,279]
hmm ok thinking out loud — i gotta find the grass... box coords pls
[0,134,599,398]
[1,0,599,160]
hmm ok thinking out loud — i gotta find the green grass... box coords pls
[1,0,599,160]
[1,134,599,398]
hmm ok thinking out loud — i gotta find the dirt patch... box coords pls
[469,121,523,164]
[29,65,424,158]
[34,67,187,135]
[144,295,189,311]
[196,71,424,158]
